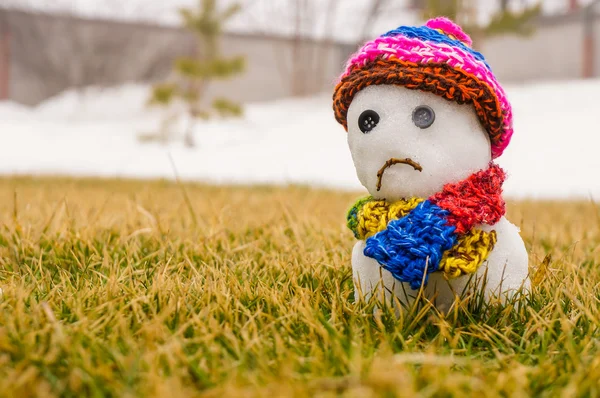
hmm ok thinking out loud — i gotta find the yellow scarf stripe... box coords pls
[351,198,496,279]
[357,198,424,239]
[440,229,497,279]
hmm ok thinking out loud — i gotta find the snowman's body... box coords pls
[352,217,529,309]
[345,85,530,309]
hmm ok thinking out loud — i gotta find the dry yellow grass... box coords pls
[0,177,599,397]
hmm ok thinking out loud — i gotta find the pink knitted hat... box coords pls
[333,17,513,158]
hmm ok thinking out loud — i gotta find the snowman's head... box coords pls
[333,17,514,200]
[347,85,491,200]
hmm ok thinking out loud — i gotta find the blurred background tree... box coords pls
[414,0,542,46]
[147,0,245,147]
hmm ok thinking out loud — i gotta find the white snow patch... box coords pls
[0,79,599,200]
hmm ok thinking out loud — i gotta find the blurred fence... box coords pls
[0,9,350,105]
[482,6,600,82]
[0,6,599,106]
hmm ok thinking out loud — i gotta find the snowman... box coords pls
[333,17,529,310]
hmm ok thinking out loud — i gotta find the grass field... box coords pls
[0,177,599,397]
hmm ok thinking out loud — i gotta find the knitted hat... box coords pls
[333,17,513,159]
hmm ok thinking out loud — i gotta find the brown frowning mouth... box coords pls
[376,158,423,191]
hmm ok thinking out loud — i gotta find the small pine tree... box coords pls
[148,0,245,147]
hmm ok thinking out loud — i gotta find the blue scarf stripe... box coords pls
[382,26,491,71]
[363,200,457,290]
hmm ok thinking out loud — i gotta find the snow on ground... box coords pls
[0,79,599,200]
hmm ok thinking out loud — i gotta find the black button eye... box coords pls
[412,105,435,129]
[358,110,380,133]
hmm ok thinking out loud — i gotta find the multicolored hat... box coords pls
[333,17,513,159]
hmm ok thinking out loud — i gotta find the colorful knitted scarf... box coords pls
[347,164,506,289]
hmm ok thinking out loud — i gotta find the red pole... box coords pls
[0,29,9,100]
[582,5,595,78]
[570,0,579,11]
[583,33,594,78]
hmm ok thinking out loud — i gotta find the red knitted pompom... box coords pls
[425,17,473,47]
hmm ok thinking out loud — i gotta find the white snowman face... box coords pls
[347,85,492,201]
